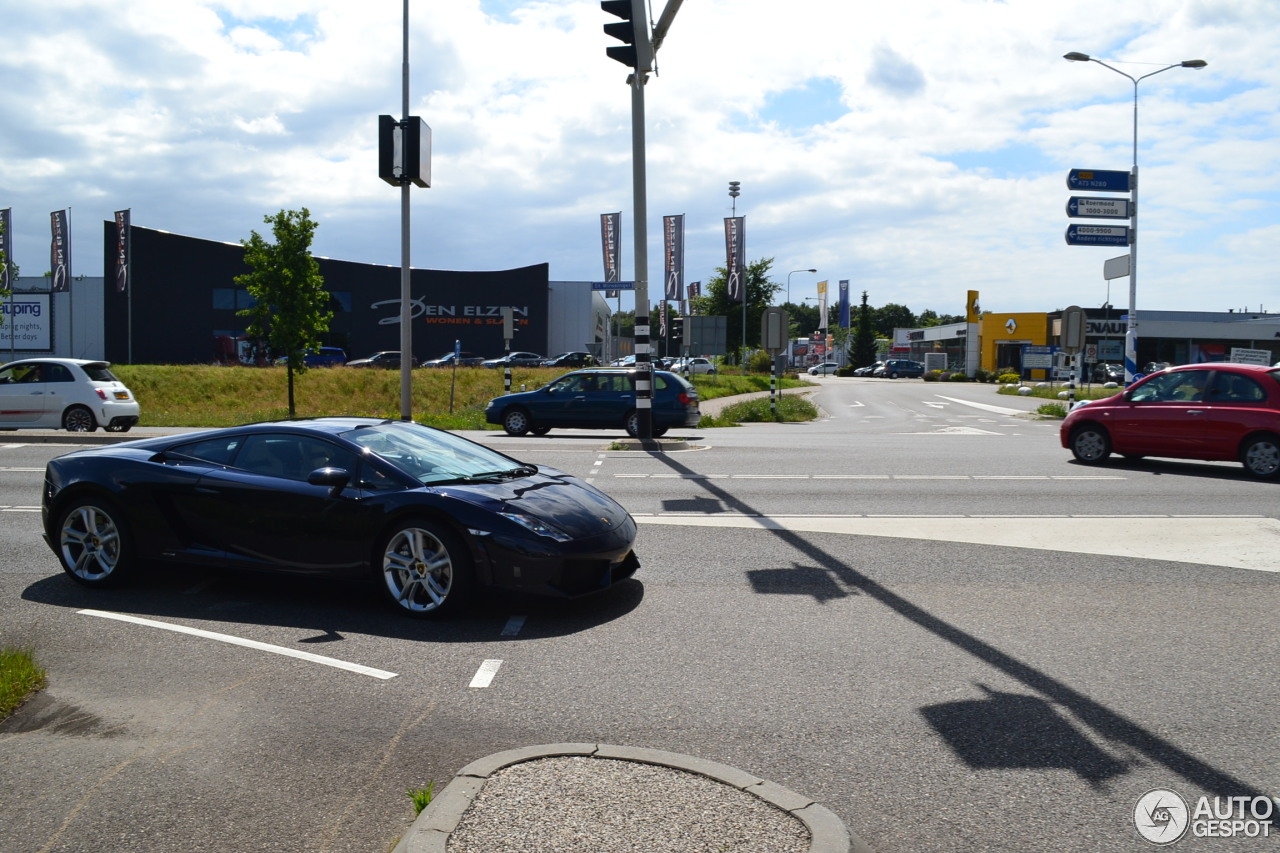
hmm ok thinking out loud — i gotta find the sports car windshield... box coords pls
[342,421,535,485]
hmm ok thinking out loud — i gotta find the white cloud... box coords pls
[1,0,1276,319]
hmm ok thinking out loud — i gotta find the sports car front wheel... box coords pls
[378,519,474,618]
[57,498,133,587]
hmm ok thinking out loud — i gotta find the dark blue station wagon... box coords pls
[485,368,701,437]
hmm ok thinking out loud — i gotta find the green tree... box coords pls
[236,208,331,418]
[873,303,916,337]
[852,291,878,367]
[690,257,780,365]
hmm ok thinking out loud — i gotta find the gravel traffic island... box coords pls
[392,743,860,853]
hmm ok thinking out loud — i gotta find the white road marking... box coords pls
[469,659,503,688]
[1,506,41,511]
[934,395,1033,416]
[606,474,1122,481]
[78,610,398,679]
[633,514,1280,573]
[500,616,526,637]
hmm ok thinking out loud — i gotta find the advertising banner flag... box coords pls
[50,210,70,292]
[839,280,850,328]
[659,299,667,339]
[724,216,745,303]
[663,214,683,301]
[114,209,131,293]
[817,280,829,332]
[0,208,11,290]
[600,212,621,299]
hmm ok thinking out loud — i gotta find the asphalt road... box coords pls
[1,377,1276,852]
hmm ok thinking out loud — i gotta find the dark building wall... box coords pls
[102,224,549,364]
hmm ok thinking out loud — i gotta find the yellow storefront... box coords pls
[980,313,1052,377]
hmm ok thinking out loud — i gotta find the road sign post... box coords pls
[1065,224,1130,246]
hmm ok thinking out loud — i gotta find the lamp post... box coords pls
[785,268,816,308]
[1064,51,1207,384]
[784,269,816,367]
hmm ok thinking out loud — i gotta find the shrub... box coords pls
[973,367,996,383]
[943,371,971,382]
[924,370,942,382]
[745,350,774,373]
[997,372,1021,385]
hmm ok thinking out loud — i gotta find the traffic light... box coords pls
[670,317,683,344]
[601,0,652,72]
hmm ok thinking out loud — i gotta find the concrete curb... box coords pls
[391,743,868,853]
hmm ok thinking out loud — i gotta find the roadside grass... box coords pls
[997,381,1121,419]
[700,393,819,427]
[0,647,46,722]
[111,365,815,430]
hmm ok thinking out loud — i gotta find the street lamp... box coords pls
[1064,51,1207,383]
[785,268,816,307]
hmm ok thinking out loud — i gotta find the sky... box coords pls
[2,0,1277,320]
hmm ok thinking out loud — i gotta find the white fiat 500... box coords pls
[0,358,140,432]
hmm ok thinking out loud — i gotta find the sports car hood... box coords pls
[430,467,632,538]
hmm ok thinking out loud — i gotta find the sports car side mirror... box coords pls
[308,467,351,492]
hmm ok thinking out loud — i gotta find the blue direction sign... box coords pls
[1067,169,1131,193]
[1065,224,1130,246]
[591,280,635,290]
[1066,196,1130,219]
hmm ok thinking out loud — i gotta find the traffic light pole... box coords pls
[629,70,653,442]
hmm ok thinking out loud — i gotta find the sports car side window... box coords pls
[168,436,243,466]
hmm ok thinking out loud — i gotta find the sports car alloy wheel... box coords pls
[58,499,130,586]
[380,520,473,617]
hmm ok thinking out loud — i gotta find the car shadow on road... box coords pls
[1069,456,1273,483]
[642,448,1271,798]
[20,568,645,644]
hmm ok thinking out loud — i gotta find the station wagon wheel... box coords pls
[378,519,474,618]
[1069,425,1111,464]
[530,426,552,436]
[501,407,532,437]
[62,405,98,432]
[1240,434,1280,479]
[652,426,669,437]
[625,411,641,437]
[56,497,133,587]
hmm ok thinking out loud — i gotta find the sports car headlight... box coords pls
[499,512,572,542]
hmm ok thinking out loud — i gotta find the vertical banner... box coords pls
[817,280,829,332]
[0,208,11,290]
[687,281,700,315]
[663,214,683,301]
[838,280,850,328]
[724,216,745,303]
[50,209,71,292]
[659,299,667,339]
[600,212,621,299]
[114,209,131,293]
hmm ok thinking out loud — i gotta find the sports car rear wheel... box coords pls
[378,519,474,618]
[57,497,133,587]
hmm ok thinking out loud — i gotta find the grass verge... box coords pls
[0,647,47,722]
[111,365,815,430]
[700,393,819,427]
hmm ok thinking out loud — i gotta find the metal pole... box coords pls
[630,72,652,440]
[398,0,413,420]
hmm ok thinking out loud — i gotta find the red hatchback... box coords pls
[1060,363,1280,479]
